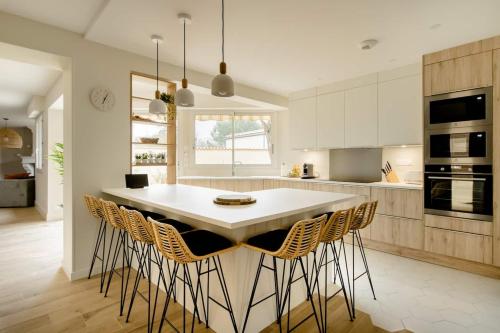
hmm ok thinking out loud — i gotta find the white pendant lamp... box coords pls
[149,34,167,114]
[175,13,194,107]
[211,0,234,97]
[0,118,22,149]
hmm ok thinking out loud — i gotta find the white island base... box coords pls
[102,185,360,333]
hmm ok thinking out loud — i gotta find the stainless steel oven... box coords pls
[425,87,492,129]
[425,126,492,165]
[424,164,492,221]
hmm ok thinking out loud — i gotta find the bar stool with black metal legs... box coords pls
[120,207,194,333]
[349,201,378,318]
[150,218,239,333]
[241,215,326,333]
[83,194,108,292]
[311,208,355,331]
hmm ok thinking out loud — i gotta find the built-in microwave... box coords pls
[424,87,492,129]
[425,126,492,165]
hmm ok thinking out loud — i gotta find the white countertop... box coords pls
[102,184,357,229]
[178,176,423,190]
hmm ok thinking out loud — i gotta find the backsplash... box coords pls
[382,146,423,183]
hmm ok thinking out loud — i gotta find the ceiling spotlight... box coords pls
[359,39,378,50]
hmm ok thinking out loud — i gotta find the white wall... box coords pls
[0,11,287,279]
[382,146,423,183]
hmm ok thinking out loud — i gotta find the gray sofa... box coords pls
[0,178,35,207]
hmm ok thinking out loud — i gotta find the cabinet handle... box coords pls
[427,176,486,181]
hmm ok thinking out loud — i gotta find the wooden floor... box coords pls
[0,208,410,333]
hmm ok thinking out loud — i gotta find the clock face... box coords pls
[90,87,115,111]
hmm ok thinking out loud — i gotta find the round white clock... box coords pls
[90,87,115,111]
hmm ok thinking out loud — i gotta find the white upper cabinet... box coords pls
[345,84,378,147]
[316,91,345,148]
[289,95,317,149]
[378,74,423,146]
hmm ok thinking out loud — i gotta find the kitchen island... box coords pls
[102,184,359,332]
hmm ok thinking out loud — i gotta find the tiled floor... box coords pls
[343,243,500,333]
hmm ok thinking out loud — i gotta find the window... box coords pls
[35,115,43,169]
[194,113,273,166]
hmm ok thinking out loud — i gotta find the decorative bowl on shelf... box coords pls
[139,137,159,144]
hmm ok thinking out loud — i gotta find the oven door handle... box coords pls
[427,176,486,181]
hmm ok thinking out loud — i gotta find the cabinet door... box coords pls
[210,179,235,191]
[394,218,424,250]
[402,189,423,220]
[234,180,264,192]
[425,227,490,263]
[345,84,378,147]
[316,91,345,148]
[431,52,492,95]
[378,75,423,145]
[370,187,403,217]
[370,214,395,244]
[289,97,317,149]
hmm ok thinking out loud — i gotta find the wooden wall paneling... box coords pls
[166,82,177,184]
[394,218,424,250]
[493,49,500,266]
[425,214,493,236]
[423,65,432,96]
[402,189,423,220]
[370,214,395,244]
[423,38,493,65]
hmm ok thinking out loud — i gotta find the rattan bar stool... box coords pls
[312,208,355,331]
[150,218,239,333]
[83,194,108,292]
[349,201,378,318]
[241,215,327,333]
[120,207,193,333]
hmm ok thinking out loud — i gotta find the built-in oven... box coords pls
[424,164,492,221]
[425,87,492,129]
[425,126,492,165]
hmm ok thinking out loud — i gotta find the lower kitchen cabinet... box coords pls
[425,227,493,264]
[370,214,424,250]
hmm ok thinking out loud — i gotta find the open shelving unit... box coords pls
[130,72,176,185]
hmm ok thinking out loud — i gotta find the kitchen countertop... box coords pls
[102,184,357,229]
[178,175,423,190]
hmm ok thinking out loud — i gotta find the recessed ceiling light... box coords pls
[389,58,397,63]
[359,39,378,50]
[430,23,442,30]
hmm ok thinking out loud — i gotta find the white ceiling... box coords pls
[2,0,500,96]
[0,58,61,117]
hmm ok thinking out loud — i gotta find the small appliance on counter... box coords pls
[301,163,316,179]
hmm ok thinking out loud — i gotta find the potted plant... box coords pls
[156,152,165,163]
[142,152,149,164]
[135,153,142,165]
[148,152,155,164]
[160,93,174,105]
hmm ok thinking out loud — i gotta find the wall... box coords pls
[0,126,33,176]
[381,146,423,183]
[0,11,287,279]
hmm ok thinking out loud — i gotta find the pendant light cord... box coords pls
[156,41,159,91]
[183,20,186,79]
[222,0,225,62]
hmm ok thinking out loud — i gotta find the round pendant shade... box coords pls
[211,73,234,97]
[149,98,166,114]
[175,88,194,107]
[0,128,23,149]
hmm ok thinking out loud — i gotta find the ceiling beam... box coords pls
[83,0,112,39]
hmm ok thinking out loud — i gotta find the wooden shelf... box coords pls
[131,118,167,125]
[132,163,167,167]
[132,142,167,146]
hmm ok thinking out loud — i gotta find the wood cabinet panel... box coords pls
[316,91,345,148]
[425,227,491,264]
[370,214,395,244]
[210,179,235,191]
[289,97,317,149]
[234,180,264,192]
[423,65,432,97]
[494,49,500,266]
[370,187,403,217]
[345,84,378,147]
[263,179,280,190]
[425,214,492,236]
[430,52,492,95]
[394,218,424,250]
[378,74,423,146]
[423,39,494,65]
[402,190,423,220]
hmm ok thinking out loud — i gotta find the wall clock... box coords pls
[90,87,115,111]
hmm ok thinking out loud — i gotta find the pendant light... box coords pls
[0,118,23,149]
[149,34,167,114]
[175,13,194,107]
[211,0,234,97]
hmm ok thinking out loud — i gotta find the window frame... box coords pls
[188,110,277,170]
[35,115,43,170]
